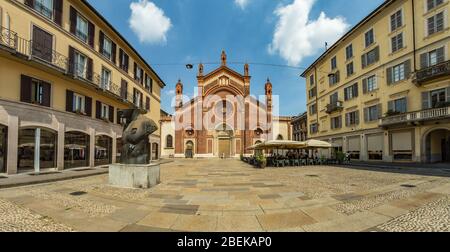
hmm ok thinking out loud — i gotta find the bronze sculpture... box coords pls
[119,109,158,165]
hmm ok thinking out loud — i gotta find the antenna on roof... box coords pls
[325,42,328,51]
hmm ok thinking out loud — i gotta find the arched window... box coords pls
[166,135,173,148]
[65,131,90,169]
[277,134,284,140]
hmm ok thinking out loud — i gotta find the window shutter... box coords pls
[53,0,63,26]
[111,42,117,64]
[420,53,429,69]
[42,81,51,107]
[344,88,348,101]
[140,93,143,108]
[404,60,411,78]
[25,0,34,8]
[68,46,75,75]
[436,47,445,63]
[20,75,32,103]
[428,16,435,35]
[120,79,128,99]
[125,54,129,72]
[146,96,150,111]
[134,63,137,80]
[133,88,137,105]
[404,97,408,112]
[422,92,430,110]
[355,110,360,125]
[109,105,114,123]
[85,96,92,117]
[345,113,349,127]
[87,57,93,81]
[99,31,104,54]
[95,101,101,119]
[69,6,77,35]
[377,104,382,119]
[374,46,380,62]
[336,71,340,83]
[66,90,74,112]
[362,78,368,94]
[388,101,394,112]
[354,83,358,97]
[117,110,122,125]
[387,67,393,85]
[427,0,434,11]
[144,72,148,89]
[364,107,369,122]
[436,12,444,31]
[119,49,123,69]
[150,78,153,93]
[88,21,95,48]
[447,87,450,103]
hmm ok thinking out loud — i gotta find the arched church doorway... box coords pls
[185,141,194,159]
[424,128,450,163]
[216,124,233,158]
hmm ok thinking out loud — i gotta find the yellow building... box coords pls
[301,0,450,163]
[0,0,165,174]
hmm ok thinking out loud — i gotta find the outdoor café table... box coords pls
[300,159,307,166]
[284,159,290,166]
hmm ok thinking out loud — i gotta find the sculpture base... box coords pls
[109,163,160,189]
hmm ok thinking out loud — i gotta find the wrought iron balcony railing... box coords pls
[414,60,450,85]
[326,101,344,114]
[0,26,136,108]
[380,106,450,126]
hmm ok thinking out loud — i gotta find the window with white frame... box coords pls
[391,33,403,52]
[101,67,111,90]
[31,79,44,105]
[367,75,377,92]
[392,63,406,82]
[365,29,375,47]
[73,93,85,113]
[102,36,113,60]
[390,9,403,31]
[75,51,87,78]
[427,0,444,12]
[427,12,445,36]
[366,105,379,121]
[34,0,53,19]
[346,62,354,76]
[101,103,109,119]
[76,14,88,43]
[331,56,337,70]
[346,44,353,60]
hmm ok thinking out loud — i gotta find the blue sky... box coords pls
[87,0,385,116]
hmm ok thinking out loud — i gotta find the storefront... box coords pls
[347,136,361,160]
[391,131,413,161]
[17,127,57,172]
[367,134,383,160]
[95,135,112,166]
[0,125,6,173]
[64,131,90,169]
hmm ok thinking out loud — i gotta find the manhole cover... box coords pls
[401,184,417,188]
[70,191,87,196]
[306,175,319,178]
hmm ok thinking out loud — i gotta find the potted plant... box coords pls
[336,151,345,165]
[256,154,267,169]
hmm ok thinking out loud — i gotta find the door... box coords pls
[32,26,53,62]
[219,139,231,158]
[0,126,6,173]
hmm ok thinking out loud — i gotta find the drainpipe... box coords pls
[314,66,319,131]
[412,0,417,72]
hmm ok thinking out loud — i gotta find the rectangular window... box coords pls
[34,0,53,19]
[430,88,446,108]
[330,92,338,104]
[101,67,111,90]
[309,103,317,115]
[133,89,143,108]
[421,47,445,68]
[361,47,380,68]
[346,111,359,126]
[331,116,342,129]
[145,75,153,92]
[365,29,375,48]
[366,105,379,121]
[390,10,403,31]
[74,51,87,79]
[346,44,353,60]
[367,75,377,92]
[344,83,358,101]
[119,49,129,72]
[73,93,85,113]
[428,12,445,36]
[135,65,144,83]
[331,56,337,70]
[31,79,44,105]
[392,63,406,82]
[101,103,109,119]
[75,14,88,43]
[309,87,317,98]
[309,74,315,86]
[393,98,407,113]
[346,62,354,76]
[329,71,340,86]
[310,123,318,134]
[427,0,444,11]
[102,36,112,60]
[391,33,403,53]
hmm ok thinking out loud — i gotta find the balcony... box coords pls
[0,26,134,107]
[380,106,450,127]
[326,101,344,114]
[414,60,450,85]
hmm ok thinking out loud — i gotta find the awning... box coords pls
[299,139,333,149]
[247,140,306,150]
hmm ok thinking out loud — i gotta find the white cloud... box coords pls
[268,0,350,66]
[166,89,175,96]
[129,0,172,44]
[235,0,250,9]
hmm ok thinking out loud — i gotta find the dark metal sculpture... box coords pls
[119,109,158,165]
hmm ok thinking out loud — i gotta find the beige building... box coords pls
[0,0,165,174]
[302,0,450,163]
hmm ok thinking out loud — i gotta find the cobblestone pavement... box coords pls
[0,159,449,232]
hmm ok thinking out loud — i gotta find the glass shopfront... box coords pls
[0,125,7,173]
[95,135,112,166]
[64,131,90,169]
[18,128,57,172]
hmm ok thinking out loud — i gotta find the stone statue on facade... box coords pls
[119,109,158,165]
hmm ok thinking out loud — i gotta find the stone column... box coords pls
[383,130,392,162]
[360,134,368,161]
[7,115,19,175]
[89,128,95,168]
[57,123,65,170]
[34,128,41,173]
[112,132,117,164]
[414,127,421,162]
